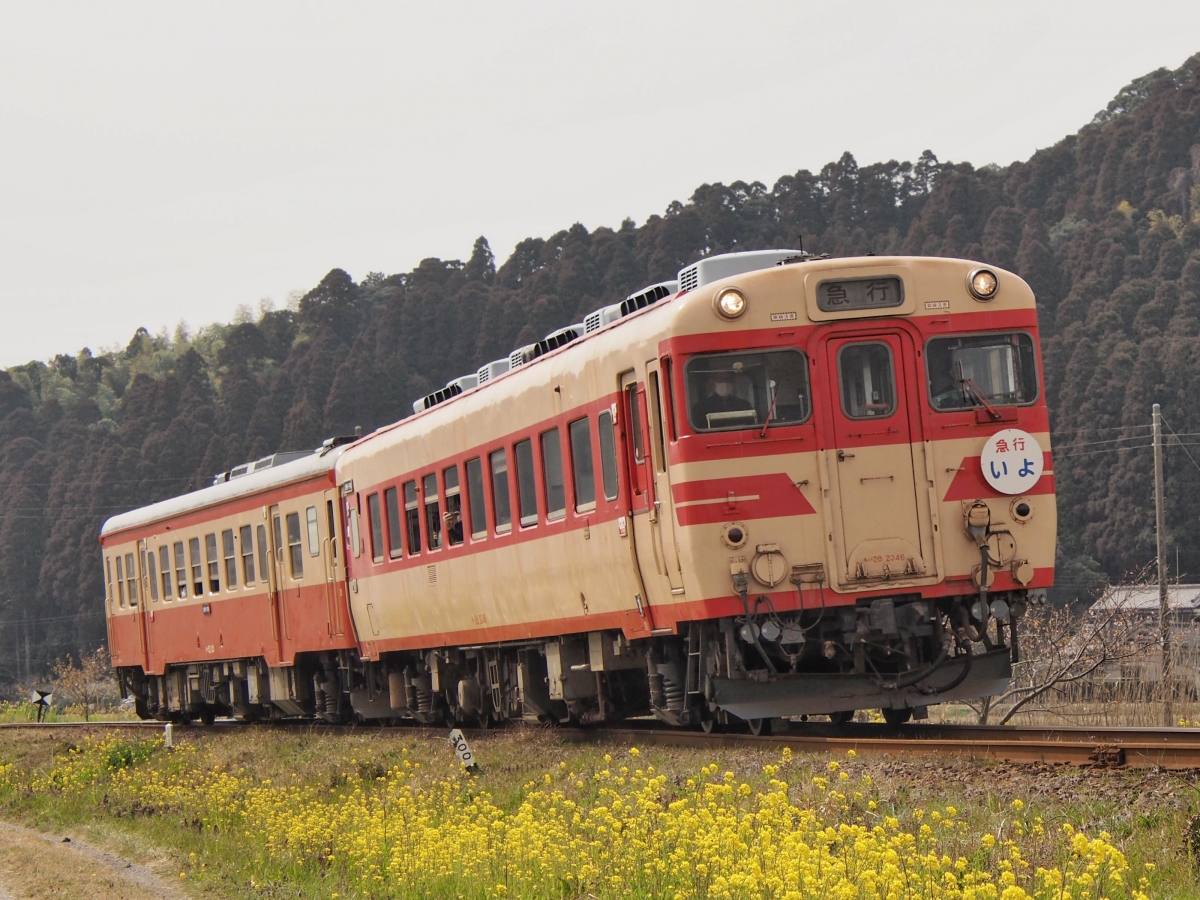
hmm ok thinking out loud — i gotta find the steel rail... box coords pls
[4,719,1200,768]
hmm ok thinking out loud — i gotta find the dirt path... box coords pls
[0,821,187,900]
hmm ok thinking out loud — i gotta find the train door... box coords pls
[619,370,672,617]
[322,490,346,637]
[822,331,933,586]
[645,360,685,594]
[266,504,292,659]
[133,539,151,666]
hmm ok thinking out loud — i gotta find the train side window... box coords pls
[384,487,403,558]
[326,500,338,560]
[540,428,565,520]
[256,525,269,580]
[598,411,618,501]
[240,526,255,583]
[306,506,320,557]
[514,439,537,527]
[837,342,896,419]
[222,529,237,589]
[626,385,644,462]
[647,371,667,473]
[349,507,361,559]
[569,416,596,512]
[423,473,441,550]
[444,465,463,545]
[146,546,159,601]
[115,555,126,607]
[159,546,172,601]
[204,533,220,593]
[403,481,421,554]
[489,449,512,533]
[685,349,810,432]
[367,493,384,562]
[465,457,487,540]
[189,537,203,597]
[125,552,138,606]
[175,541,188,599]
[286,512,304,578]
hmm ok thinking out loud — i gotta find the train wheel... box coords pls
[829,710,855,724]
[700,717,717,734]
[747,718,771,736]
[882,707,912,727]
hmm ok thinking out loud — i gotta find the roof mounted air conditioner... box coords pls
[676,250,802,292]
[584,303,623,333]
[620,281,677,317]
[477,358,510,384]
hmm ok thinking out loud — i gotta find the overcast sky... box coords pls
[1,2,1198,368]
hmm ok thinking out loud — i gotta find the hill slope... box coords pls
[2,54,1199,684]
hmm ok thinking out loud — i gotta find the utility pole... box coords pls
[1153,403,1172,727]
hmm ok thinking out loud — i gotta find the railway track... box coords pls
[5,718,1200,769]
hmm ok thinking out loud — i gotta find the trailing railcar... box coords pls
[104,249,1055,729]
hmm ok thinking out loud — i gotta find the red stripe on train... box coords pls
[671,473,816,526]
[942,453,1054,502]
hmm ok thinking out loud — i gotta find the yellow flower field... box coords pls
[0,732,1162,900]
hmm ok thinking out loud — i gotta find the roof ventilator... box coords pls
[412,382,463,415]
[213,450,312,485]
[620,281,677,317]
[509,344,537,370]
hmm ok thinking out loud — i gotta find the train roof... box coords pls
[100,446,344,540]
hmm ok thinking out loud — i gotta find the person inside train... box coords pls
[691,370,754,428]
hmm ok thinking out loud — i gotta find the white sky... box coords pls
[1,2,1198,368]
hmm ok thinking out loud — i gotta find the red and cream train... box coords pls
[102,250,1055,729]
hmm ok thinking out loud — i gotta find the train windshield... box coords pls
[926,332,1038,410]
[685,349,809,432]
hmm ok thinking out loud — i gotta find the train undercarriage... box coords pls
[118,590,1029,731]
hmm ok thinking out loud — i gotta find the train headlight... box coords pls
[714,288,747,319]
[967,268,999,301]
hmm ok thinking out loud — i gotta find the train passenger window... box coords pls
[159,546,172,601]
[423,474,441,550]
[626,385,644,462]
[189,537,203,597]
[465,457,487,540]
[125,552,138,606]
[838,342,896,419]
[598,411,618,501]
[306,506,320,557]
[444,466,463,546]
[569,417,596,512]
[490,449,512,533]
[403,481,421,554]
[174,541,187,599]
[540,428,565,520]
[222,530,237,589]
[115,555,125,607]
[367,493,384,562]
[286,512,304,577]
[205,533,220,593]
[514,439,537,527]
[349,507,361,558]
[925,333,1038,410]
[146,547,158,601]
[105,556,113,607]
[384,487,403,558]
[256,525,269,580]
[685,349,810,432]
[240,526,255,583]
[326,501,338,560]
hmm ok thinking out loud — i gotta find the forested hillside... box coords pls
[3,54,1200,685]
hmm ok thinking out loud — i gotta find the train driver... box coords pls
[691,370,753,428]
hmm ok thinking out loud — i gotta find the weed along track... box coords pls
[8,718,1200,769]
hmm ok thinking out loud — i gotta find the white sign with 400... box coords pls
[980,428,1044,495]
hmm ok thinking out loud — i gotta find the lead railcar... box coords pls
[103,249,1055,729]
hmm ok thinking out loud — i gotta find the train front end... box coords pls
[654,253,1054,727]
